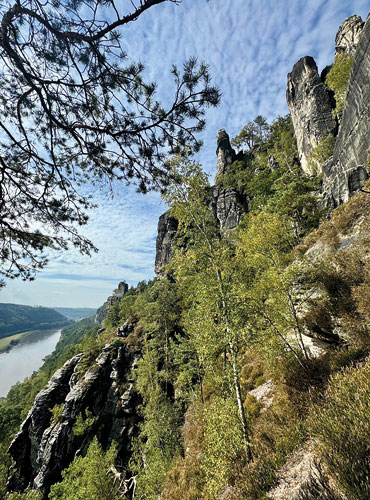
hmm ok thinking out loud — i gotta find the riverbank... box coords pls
[0,329,64,354]
[0,328,62,397]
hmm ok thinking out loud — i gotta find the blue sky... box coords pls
[1,0,369,308]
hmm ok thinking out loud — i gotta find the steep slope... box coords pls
[8,340,140,497]
[3,12,370,500]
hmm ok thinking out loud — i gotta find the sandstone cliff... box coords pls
[286,56,337,174]
[155,129,248,276]
[8,338,140,497]
[287,14,369,206]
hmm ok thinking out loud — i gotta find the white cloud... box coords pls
[1,0,368,307]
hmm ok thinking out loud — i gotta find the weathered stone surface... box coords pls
[322,15,370,207]
[287,56,337,174]
[249,380,274,410]
[8,344,140,497]
[335,15,364,56]
[7,355,82,493]
[215,129,236,182]
[95,281,129,324]
[209,185,247,230]
[154,210,179,277]
[117,319,134,338]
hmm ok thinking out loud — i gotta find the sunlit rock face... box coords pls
[322,15,370,207]
[8,343,140,498]
[335,15,364,56]
[287,14,369,207]
[286,56,337,175]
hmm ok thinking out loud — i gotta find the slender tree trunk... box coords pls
[228,339,252,462]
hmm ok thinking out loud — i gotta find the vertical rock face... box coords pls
[335,15,364,56]
[8,342,140,497]
[322,15,370,206]
[286,56,337,174]
[215,129,236,182]
[154,210,179,277]
[209,185,248,230]
[154,131,246,275]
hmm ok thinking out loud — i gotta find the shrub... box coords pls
[308,134,335,173]
[310,359,370,500]
[326,54,354,116]
[49,437,119,500]
[201,397,245,497]
[73,409,97,436]
[50,403,64,425]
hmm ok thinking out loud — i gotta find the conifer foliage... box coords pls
[0,0,220,282]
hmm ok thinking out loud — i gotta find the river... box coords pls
[0,328,62,397]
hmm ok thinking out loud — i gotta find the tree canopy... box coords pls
[0,0,220,283]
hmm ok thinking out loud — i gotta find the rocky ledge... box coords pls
[8,339,140,498]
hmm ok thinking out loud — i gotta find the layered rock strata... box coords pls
[335,15,364,56]
[209,185,247,230]
[8,340,140,497]
[287,14,369,206]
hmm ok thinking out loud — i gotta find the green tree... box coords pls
[201,397,245,497]
[231,116,268,151]
[235,211,317,369]
[165,156,253,462]
[49,438,120,500]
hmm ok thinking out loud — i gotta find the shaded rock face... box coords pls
[322,15,370,207]
[154,131,248,275]
[215,129,236,182]
[154,210,179,277]
[287,56,337,174]
[335,15,364,56]
[8,343,140,497]
[210,185,248,230]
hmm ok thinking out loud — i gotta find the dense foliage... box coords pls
[326,53,354,116]
[0,303,71,338]
[1,115,370,499]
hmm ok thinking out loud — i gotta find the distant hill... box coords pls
[52,308,97,321]
[0,304,71,339]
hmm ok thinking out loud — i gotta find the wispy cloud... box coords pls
[1,0,368,307]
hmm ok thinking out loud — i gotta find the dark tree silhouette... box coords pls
[0,0,220,283]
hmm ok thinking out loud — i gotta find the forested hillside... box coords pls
[0,10,369,500]
[52,308,97,322]
[0,304,71,339]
